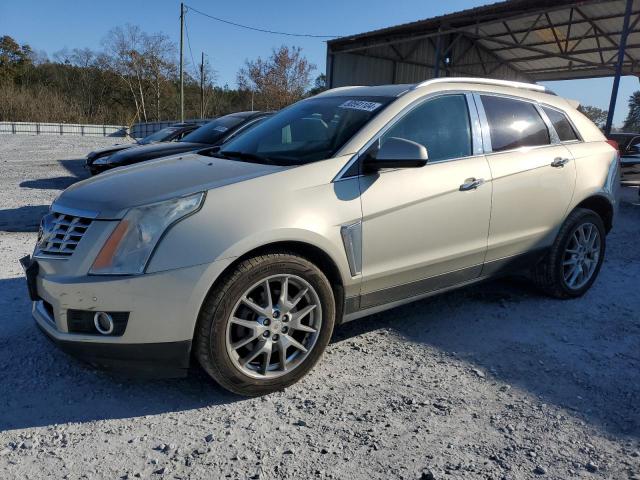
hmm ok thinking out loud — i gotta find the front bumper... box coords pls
[35,301,191,377]
[26,257,233,378]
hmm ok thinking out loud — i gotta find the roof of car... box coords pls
[316,78,553,100]
[315,84,415,98]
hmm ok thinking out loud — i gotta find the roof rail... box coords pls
[413,77,546,93]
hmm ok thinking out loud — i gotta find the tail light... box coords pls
[606,139,620,153]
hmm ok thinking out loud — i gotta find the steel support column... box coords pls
[605,0,633,134]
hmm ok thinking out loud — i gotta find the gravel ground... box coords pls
[0,134,639,480]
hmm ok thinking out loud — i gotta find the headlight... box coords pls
[93,155,112,165]
[90,192,205,275]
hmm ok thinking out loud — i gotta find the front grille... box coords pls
[37,212,92,257]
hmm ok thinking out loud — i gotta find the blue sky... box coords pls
[1,0,638,126]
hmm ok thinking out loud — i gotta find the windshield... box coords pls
[180,115,247,144]
[217,96,393,165]
[138,127,180,145]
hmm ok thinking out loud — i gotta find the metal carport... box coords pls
[326,0,639,133]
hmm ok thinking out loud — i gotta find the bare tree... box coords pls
[237,45,315,110]
[102,24,149,122]
[143,32,178,121]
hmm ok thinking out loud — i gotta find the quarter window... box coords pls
[542,106,579,142]
[381,95,472,162]
[481,95,550,152]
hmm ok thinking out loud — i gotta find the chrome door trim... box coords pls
[535,103,561,144]
[472,93,493,153]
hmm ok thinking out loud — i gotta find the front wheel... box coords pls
[533,208,606,298]
[195,252,335,396]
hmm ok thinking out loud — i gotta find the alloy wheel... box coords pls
[562,222,601,290]
[225,274,322,379]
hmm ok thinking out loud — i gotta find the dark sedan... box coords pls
[86,122,202,174]
[87,112,270,175]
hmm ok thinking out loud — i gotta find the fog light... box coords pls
[93,312,114,335]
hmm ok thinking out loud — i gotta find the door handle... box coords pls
[459,177,485,191]
[551,157,570,168]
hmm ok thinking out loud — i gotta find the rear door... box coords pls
[477,94,577,266]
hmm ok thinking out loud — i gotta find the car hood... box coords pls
[88,143,135,159]
[106,141,207,165]
[54,153,287,219]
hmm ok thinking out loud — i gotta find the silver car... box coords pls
[22,78,620,395]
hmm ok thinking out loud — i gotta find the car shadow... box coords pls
[20,176,79,190]
[58,158,89,178]
[18,158,89,191]
[0,205,50,232]
[0,277,242,431]
[333,272,640,439]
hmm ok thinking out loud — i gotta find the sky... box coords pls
[1,0,638,126]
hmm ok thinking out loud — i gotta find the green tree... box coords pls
[578,105,608,130]
[623,91,640,132]
[308,73,327,96]
[0,35,32,80]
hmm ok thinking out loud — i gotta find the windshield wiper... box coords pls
[216,150,276,165]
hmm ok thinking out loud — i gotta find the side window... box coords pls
[481,95,550,152]
[542,106,579,142]
[381,95,472,162]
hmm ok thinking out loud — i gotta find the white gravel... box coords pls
[0,134,639,480]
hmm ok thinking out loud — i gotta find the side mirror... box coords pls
[365,137,428,171]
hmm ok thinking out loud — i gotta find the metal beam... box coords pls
[605,0,633,134]
[329,4,639,55]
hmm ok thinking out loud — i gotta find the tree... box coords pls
[237,45,315,110]
[308,73,327,96]
[0,35,32,81]
[623,91,640,132]
[578,105,608,130]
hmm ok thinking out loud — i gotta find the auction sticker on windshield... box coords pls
[338,100,382,112]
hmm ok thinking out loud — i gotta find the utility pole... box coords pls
[200,52,205,119]
[179,2,185,122]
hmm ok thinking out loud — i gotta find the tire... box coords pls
[533,208,606,299]
[195,252,335,396]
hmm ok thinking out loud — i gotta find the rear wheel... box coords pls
[533,208,606,298]
[195,252,335,396]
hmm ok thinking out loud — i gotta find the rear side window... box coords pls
[481,95,550,152]
[382,94,472,161]
[542,106,579,142]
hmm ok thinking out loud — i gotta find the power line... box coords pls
[184,4,341,39]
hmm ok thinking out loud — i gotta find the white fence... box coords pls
[1,118,212,139]
[0,122,127,137]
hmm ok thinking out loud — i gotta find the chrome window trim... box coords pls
[535,104,561,144]
[466,92,484,156]
[333,90,482,182]
[475,91,557,155]
[538,103,584,143]
[472,93,492,153]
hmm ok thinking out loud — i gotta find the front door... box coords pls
[358,94,493,309]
